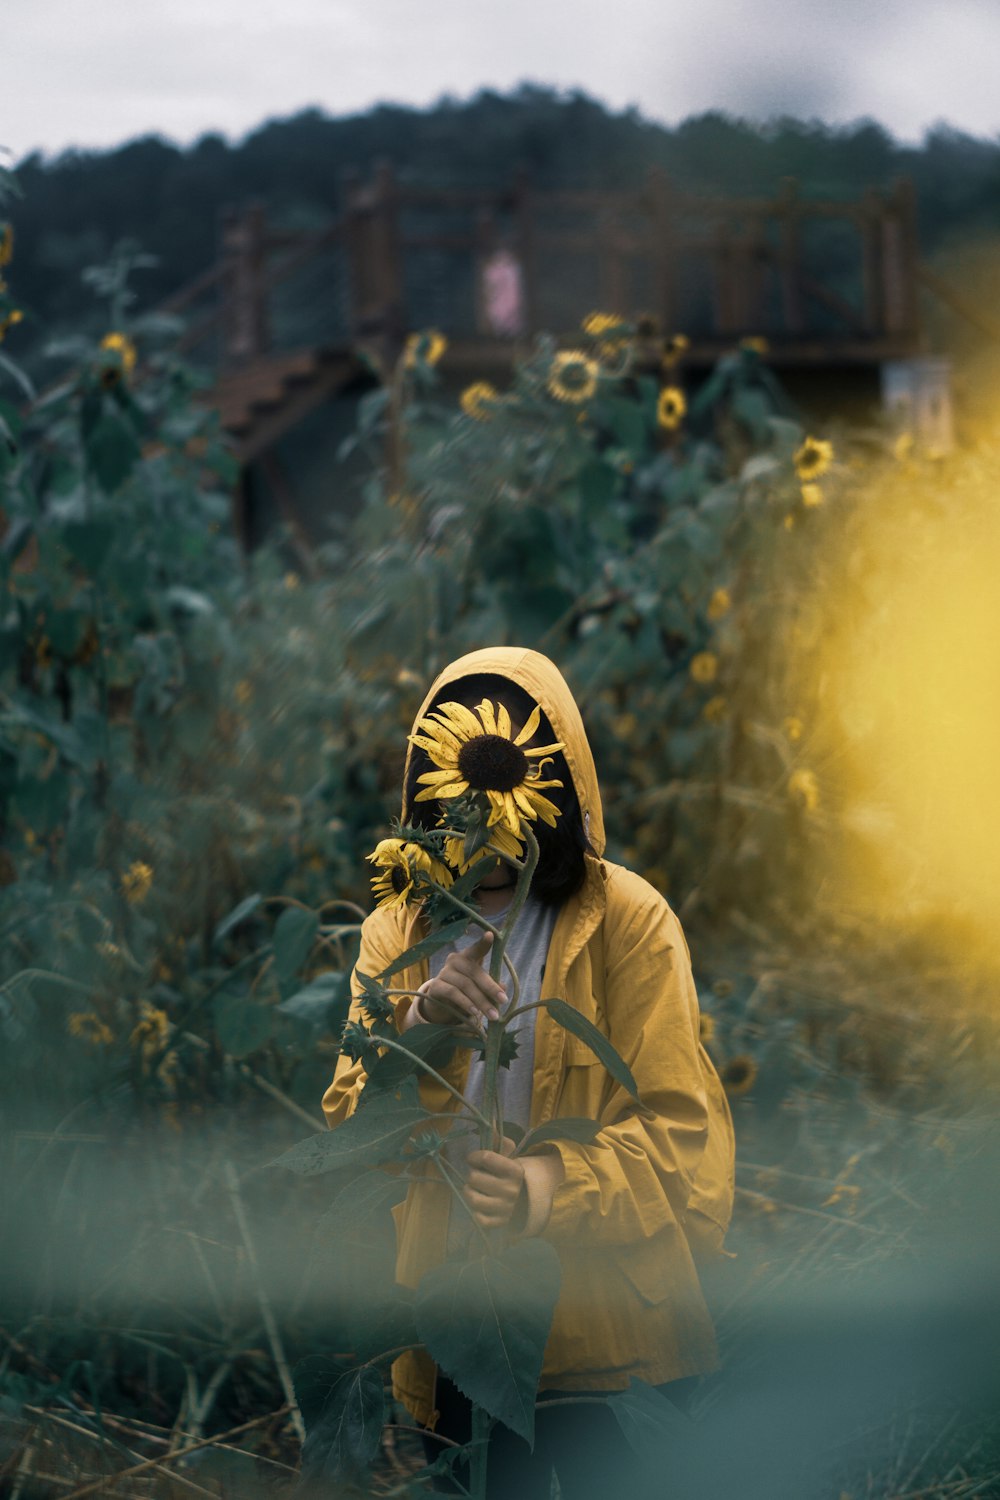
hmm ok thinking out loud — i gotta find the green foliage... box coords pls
[540,999,640,1099]
[415,1239,562,1444]
[605,1376,693,1453]
[298,1363,385,1483]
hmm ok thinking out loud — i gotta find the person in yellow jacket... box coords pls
[322,646,735,1498]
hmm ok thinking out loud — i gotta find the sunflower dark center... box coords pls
[457,734,530,792]
[390,865,411,894]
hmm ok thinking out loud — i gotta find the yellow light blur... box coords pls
[824,451,1000,957]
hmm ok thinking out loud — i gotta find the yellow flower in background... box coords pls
[283,571,300,590]
[68,1012,114,1047]
[131,1002,170,1060]
[100,331,137,378]
[740,336,769,355]
[234,679,254,706]
[0,224,13,266]
[662,333,690,367]
[721,1054,758,1094]
[783,513,796,531]
[121,860,154,905]
[703,695,728,724]
[699,1013,716,1044]
[689,651,718,684]
[892,431,914,462]
[783,715,804,743]
[707,586,732,621]
[788,767,820,812]
[404,329,447,369]
[801,482,823,507]
[459,381,500,421]
[367,838,453,911]
[582,311,622,337]
[0,308,24,342]
[547,350,599,404]
[657,385,687,430]
[794,436,833,482]
[411,698,564,838]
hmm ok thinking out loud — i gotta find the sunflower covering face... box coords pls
[410,699,564,838]
[367,838,454,910]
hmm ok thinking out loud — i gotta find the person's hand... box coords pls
[415,930,506,1029]
[463,1136,527,1230]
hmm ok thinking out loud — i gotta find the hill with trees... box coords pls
[8,85,1000,362]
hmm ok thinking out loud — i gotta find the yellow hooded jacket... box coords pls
[322,647,735,1428]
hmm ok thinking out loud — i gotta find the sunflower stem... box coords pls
[367,1034,495,1138]
[478,826,539,1152]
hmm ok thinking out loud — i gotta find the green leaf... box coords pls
[211,994,274,1058]
[540,1000,640,1099]
[415,1239,562,1444]
[272,906,319,985]
[273,1094,432,1176]
[213,893,263,948]
[60,519,117,574]
[279,971,351,1035]
[606,1377,692,1454]
[299,1364,385,1482]
[515,1117,602,1155]
[84,411,141,494]
[317,1169,408,1245]
[578,460,617,517]
[379,915,469,979]
[360,1021,459,1096]
[604,396,647,453]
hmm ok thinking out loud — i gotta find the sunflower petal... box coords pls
[524,741,564,758]
[438,701,483,737]
[414,783,465,802]
[495,702,512,739]
[416,767,466,787]
[476,699,498,735]
[513,704,541,746]
[527,791,561,825]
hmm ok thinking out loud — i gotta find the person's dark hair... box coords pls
[404,672,592,907]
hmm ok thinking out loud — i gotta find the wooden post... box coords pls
[341,167,365,341]
[712,219,737,335]
[221,201,269,367]
[859,188,883,335]
[598,205,626,316]
[512,166,539,335]
[647,166,676,332]
[882,178,920,344]
[373,160,405,363]
[894,177,920,345]
[777,177,804,336]
[474,204,498,336]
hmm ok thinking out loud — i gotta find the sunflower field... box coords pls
[2,155,1000,1498]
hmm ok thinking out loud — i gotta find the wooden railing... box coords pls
[163,164,922,371]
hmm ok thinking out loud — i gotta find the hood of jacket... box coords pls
[399,646,606,858]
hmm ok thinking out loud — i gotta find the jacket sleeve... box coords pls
[538,873,710,1247]
[321,907,418,1128]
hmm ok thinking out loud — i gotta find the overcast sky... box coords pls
[5,0,1000,162]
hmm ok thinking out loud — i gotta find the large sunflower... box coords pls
[410,699,564,837]
[368,838,453,910]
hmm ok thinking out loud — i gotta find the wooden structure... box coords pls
[162,165,924,462]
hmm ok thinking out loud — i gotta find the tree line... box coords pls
[8,84,1000,364]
